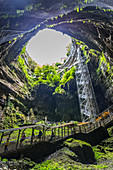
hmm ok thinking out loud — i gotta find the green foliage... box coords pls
[2,158,8,162]
[60,67,75,85]
[17,55,34,86]
[20,46,26,55]
[55,62,62,67]
[66,43,71,57]
[54,86,66,95]
[17,45,76,95]
[25,4,33,11]
[34,65,59,86]
[3,98,26,128]
[16,10,24,14]
[97,52,113,86]
[33,64,76,94]
[31,160,64,170]
[93,146,105,161]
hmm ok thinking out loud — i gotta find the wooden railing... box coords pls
[0,105,113,154]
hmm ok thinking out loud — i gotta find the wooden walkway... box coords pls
[0,105,113,154]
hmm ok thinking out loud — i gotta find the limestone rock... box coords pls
[64,138,95,163]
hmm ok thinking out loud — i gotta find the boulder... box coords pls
[64,138,95,163]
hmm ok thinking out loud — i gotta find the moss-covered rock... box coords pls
[101,137,113,148]
[64,138,95,163]
[47,147,78,161]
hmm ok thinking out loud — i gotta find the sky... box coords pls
[26,28,71,66]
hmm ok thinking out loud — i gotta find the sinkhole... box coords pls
[26,28,71,66]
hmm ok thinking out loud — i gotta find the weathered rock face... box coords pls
[0,53,82,122]
[31,80,80,121]
[0,0,113,64]
[88,55,113,112]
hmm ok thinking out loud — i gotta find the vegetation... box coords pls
[17,46,76,95]
[2,98,26,129]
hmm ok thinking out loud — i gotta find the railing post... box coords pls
[79,126,81,133]
[102,119,105,127]
[64,126,65,137]
[61,127,63,139]
[74,125,76,135]
[42,126,45,141]
[0,132,4,145]
[58,127,60,137]
[99,119,101,126]
[54,128,56,142]
[30,128,35,145]
[68,126,69,136]
[84,125,86,133]
[108,109,112,120]
[16,129,21,150]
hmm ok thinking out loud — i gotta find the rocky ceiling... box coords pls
[0,0,113,65]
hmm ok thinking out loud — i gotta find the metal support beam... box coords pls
[75,44,99,122]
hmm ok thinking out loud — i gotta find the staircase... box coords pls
[0,105,113,154]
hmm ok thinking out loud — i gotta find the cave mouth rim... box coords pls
[26,28,72,66]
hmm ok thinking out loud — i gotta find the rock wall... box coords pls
[0,0,113,123]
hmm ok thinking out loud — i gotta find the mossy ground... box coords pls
[32,136,113,170]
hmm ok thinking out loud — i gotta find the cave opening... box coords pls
[26,28,71,66]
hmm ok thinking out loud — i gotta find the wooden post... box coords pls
[108,109,112,120]
[58,127,60,137]
[99,119,101,126]
[102,119,105,127]
[79,126,81,133]
[64,126,65,137]
[54,128,56,141]
[93,122,95,129]
[8,131,12,139]
[30,128,35,145]
[84,125,86,133]
[72,125,73,135]
[89,123,91,131]
[42,126,45,141]
[16,129,21,150]
[0,132,4,145]
[61,127,63,139]
[74,125,76,135]
[68,126,69,136]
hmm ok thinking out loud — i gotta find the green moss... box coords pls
[64,138,91,148]
[34,3,42,10]
[70,19,73,23]
[15,23,19,26]
[25,4,33,11]
[59,14,64,18]
[1,14,9,19]
[16,10,24,14]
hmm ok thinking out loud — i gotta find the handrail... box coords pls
[0,105,113,154]
[0,124,46,133]
[97,105,113,117]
